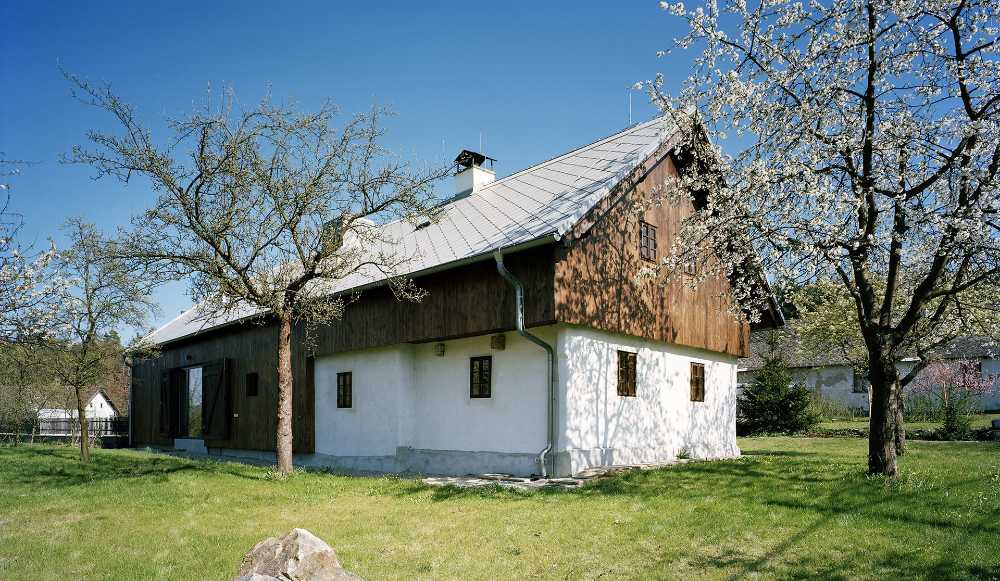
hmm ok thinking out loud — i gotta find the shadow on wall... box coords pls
[560,328,738,463]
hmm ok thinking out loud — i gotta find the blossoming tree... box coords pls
[649,0,1000,474]
[0,161,63,343]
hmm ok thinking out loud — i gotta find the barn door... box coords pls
[201,359,232,441]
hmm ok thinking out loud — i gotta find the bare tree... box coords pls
[648,0,1000,475]
[66,78,448,474]
[51,219,157,462]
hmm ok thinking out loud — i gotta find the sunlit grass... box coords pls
[1,438,998,580]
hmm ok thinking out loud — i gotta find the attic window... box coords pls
[639,222,657,262]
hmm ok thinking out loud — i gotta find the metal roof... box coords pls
[146,116,677,345]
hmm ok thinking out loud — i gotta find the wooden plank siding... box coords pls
[553,152,750,358]
[130,245,555,452]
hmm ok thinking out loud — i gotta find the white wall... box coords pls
[314,330,550,459]
[410,330,549,454]
[315,345,415,457]
[557,325,740,471]
[980,359,1000,411]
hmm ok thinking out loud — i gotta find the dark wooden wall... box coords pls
[131,245,555,452]
[553,153,750,358]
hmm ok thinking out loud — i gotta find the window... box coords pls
[852,371,870,394]
[683,260,699,276]
[617,350,637,397]
[639,221,657,261]
[690,362,705,402]
[470,356,492,398]
[246,372,259,397]
[336,372,353,408]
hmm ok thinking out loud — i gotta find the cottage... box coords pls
[738,331,1000,413]
[131,117,778,477]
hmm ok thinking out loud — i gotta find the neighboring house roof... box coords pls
[147,116,679,346]
[739,329,1000,371]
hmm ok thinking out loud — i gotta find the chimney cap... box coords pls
[454,149,496,170]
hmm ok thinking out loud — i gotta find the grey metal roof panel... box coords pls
[146,115,677,345]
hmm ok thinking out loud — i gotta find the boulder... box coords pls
[234,528,363,580]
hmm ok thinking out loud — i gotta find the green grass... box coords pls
[1,439,998,580]
[818,413,1000,431]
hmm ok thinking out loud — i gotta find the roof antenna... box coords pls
[479,131,483,153]
[627,87,633,126]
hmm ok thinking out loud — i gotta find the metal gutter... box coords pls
[493,249,558,478]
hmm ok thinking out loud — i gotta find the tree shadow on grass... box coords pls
[0,445,276,489]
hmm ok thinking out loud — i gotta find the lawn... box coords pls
[1,439,998,580]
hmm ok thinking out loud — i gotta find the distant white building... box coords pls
[738,332,1000,413]
[38,390,120,420]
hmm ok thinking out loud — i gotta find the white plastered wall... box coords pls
[314,329,551,460]
[556,324,740,474]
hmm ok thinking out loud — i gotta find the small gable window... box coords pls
[470,356,492,398]
[246,372,259,397]
[639,222,657,262]
[617,350,637,397]
[690,362,705,402]
[337,372,353,409]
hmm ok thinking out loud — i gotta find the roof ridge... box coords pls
[478,116,669,193]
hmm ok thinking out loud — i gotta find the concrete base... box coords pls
[165,446,544,477]
[555,446,741,477]
[173,438,207,455]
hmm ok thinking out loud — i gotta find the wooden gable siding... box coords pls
[130,245,555,452]
[553,153,750,357]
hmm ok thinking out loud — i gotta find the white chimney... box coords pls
[453,149,496,196]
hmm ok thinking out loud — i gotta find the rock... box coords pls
[234,528,363,580]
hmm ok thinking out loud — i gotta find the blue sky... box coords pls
[1,1,687,337]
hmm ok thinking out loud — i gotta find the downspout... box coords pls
[494,249,557,478]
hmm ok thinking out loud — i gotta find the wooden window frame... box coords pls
[470,356,492,398]
[245,372,259,397]
[336,371,353,409]
[639,221,657,262]
[690,362,705,402]
[617,350,637,397]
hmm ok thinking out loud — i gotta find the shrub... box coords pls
[738,334,820,435]
[906,360,993,440]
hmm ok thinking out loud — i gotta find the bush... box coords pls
[738,335,820,435]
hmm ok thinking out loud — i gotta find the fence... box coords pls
[0,417,129,446]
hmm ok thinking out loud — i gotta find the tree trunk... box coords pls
[75,386,90,463]
[892,379,906,455]
[275,311,294,475]
[867,352,897,476]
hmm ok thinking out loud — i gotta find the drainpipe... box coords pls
[494,250,557,478]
